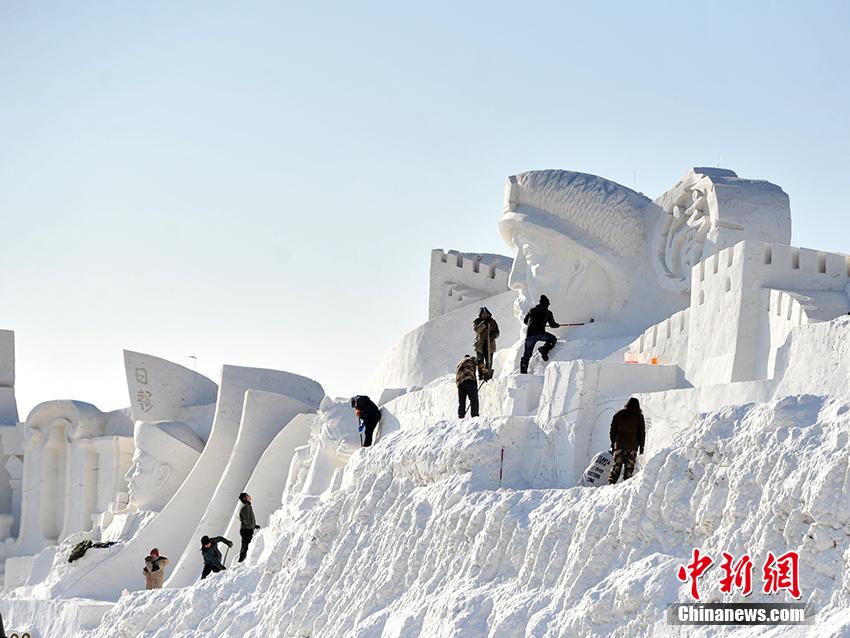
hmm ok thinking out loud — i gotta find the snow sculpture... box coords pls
[499,168,796,336]
[428,250,512,319]
[167,385,323,587]
[652,168,791,293]
[221,412,315,548]
[0,330,19,542]
[0,330,16,425]
[14,402,108,555]
[369,289,519,396]
[499,170,683,330]
[125,421,204,511]
[57,365,323,599]
[276,397,364,507]
[124,350,218,427]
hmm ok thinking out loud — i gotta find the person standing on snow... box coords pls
[238,493,260,563]
[608,397,646,484]
[473,306,499,381]
[142,547,169,589]
[456,354,479,418]
[199,535,233,580]
[350,395,381,447]
[520,295,561,374]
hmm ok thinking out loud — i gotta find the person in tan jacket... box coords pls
[143,547,169,589]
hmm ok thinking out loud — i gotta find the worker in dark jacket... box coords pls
[199,535,233,580]
[455,354,479,418]
[350,395,381,447]
[520,295,561,374]
[473,307,499,381]
[238,492,260,563]
[608,397,646,484]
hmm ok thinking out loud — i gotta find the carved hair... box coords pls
[504,170,651,257]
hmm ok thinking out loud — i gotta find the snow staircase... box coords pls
[380,372,545,432]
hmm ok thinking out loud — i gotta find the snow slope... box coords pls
[79,389,850,637]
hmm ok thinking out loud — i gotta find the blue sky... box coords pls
[2,1,848,415]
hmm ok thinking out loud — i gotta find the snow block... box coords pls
[0,387,18,425]
[381,372,545,433]
[168,388,321,586]
[0,329,14,387]
[221,412,316,554]
[537,361,680,483]
[123,350,218,422]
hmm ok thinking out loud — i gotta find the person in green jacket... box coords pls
[238,492,260,562]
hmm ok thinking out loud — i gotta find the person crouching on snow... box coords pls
[456,354,479,418]
[608,397,646,484]
[200,535,233,580]
[350,395,381,447]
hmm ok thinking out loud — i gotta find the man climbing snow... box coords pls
[350,395,381,447]
[142,547,169,589]
[520,294,561,374]
[238,492,260,563]
[456,354,479,418]
[199,535,233,580]
[608,397,646,484]
[473,306,499,381]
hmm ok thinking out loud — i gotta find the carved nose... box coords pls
[508,249,527,292]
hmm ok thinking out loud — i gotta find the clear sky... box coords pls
[2,1,848,417]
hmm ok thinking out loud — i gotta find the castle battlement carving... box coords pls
[428,249,512,319]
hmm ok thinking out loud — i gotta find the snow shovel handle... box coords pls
[561,318,594,327]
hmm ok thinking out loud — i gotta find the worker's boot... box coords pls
[538,346,550,362]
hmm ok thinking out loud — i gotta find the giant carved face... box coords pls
[505,224,614,323]
[124,420,204,512]
[125,448,172,511]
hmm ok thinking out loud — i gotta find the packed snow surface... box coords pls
[82,393,850,637]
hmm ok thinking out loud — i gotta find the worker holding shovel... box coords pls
[455,354,479,418]
[473,306,499,381]
[199,535,233,580]
[520,295,593,373]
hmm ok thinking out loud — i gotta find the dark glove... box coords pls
[609,447,614,454]
[255,525,260,530]
[639,446,645,455]
[226,540,233,548]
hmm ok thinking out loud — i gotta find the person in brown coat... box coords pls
[473,307,500,381]
[143,548,169,589]
[608,397,646,484]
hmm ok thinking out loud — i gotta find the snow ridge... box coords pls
[87,393,850,637]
